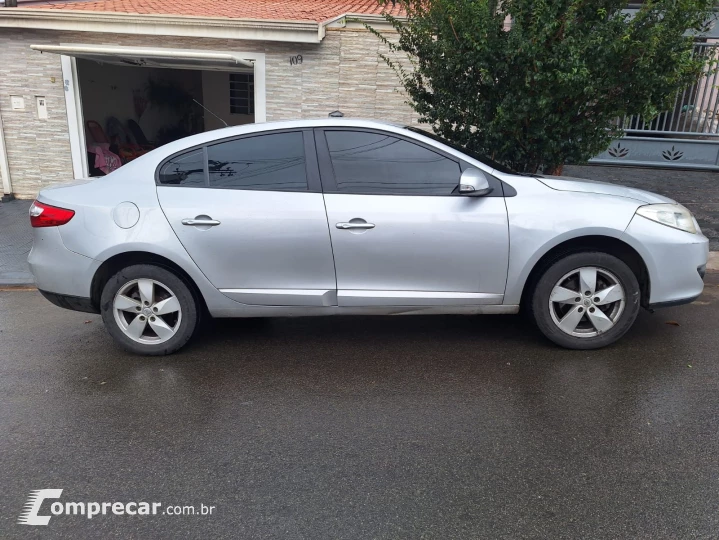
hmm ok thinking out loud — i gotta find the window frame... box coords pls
[314,127,503,197]
[229,72,255,115]
[155,128,322,193]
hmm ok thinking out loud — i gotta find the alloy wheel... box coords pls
[548,266,625,338]
[112,279,182,345]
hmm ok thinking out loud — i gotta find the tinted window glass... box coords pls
[405,126,524,175]
[325,131,461,195]
[207,132,307,191]
[157,149,206,186]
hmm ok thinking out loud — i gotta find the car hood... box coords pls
[535,175,675,204]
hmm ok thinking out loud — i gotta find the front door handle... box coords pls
[336,222,375,230]
[182,218,221,226]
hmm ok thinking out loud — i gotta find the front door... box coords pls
[316,128,509,307]
[157,129,337,307]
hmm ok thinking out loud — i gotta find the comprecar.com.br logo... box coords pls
[18,490,216,526]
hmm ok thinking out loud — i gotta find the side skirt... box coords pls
[209,304,520,318]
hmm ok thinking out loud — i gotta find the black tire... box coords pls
[100,264,198,356]
[530,252,641,350]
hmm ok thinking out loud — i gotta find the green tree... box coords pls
[371,0,716,173]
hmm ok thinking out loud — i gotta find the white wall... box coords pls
[201,70,254,131]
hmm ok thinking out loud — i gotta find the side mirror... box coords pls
[458,168,493,197]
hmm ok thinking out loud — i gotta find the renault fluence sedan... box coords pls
[28,119,708,355]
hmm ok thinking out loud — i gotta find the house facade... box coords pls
[0,0,418,199]
[2,1,719,201]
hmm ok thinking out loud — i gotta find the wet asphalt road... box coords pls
[1,276,719,539]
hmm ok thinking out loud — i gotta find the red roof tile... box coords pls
[26,0,404,22]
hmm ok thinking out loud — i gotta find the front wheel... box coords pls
[530,252,641,350]
[100,264,198,355]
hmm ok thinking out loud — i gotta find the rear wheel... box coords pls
[530,252,641,349]
[100,264,198,355]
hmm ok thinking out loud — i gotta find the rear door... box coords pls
[157,129,337,307]
[315,128,510,307]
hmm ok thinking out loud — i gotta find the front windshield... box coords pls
[405,127,522,175]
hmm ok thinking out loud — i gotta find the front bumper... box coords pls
[647,291,702,310]
[625,215,709,307]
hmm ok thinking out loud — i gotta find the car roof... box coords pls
[213,118,407,135]
[151,118,413,159]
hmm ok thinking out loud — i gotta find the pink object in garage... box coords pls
[87,143,121,175]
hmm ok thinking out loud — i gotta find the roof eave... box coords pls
[0,8,323,43]
[319,12,406,39]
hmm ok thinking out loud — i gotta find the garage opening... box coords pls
[31,45,261,177]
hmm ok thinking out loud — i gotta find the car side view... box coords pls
[28,119,709,355]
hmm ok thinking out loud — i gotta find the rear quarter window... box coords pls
[157,149,205,187]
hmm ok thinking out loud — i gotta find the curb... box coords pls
[708,252,719,272]
[0,276,35,288]
[0,285,36,291]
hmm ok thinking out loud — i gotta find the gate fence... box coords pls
[591,42,719,169]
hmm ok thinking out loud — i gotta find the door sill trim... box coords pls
[338,290,503,307]
[209,305,520,317]
[219,288,337,307]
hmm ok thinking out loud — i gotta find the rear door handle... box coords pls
[182,218,221,226]
[336,222,375,230]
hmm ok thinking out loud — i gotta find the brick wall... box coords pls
[0,27,418,198]
[0,29,73,198]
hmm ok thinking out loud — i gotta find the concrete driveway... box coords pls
[1,275,718,539]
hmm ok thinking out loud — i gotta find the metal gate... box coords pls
[592,42,719,170]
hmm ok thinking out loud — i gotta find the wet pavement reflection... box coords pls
[1,275,718,538]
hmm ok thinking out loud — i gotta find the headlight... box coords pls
[636,203,697,234]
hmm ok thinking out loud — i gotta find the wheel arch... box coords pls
[90,251,208,316]
[519,235,651,309]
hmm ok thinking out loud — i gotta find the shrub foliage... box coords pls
[372,0,716,173]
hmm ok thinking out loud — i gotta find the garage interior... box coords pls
[60,48,256,176]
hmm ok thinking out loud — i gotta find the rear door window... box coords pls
[206,132,308,191]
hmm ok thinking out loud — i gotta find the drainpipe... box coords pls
[0,107,13,201]
[0,0,15,199]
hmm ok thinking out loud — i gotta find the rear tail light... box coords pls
[29,200,75,228]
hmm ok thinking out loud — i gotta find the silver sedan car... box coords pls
[28,119,708,355]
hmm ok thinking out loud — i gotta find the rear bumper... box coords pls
[38,290,98,314]
[625,215,708,306]
[27,227,100,298]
